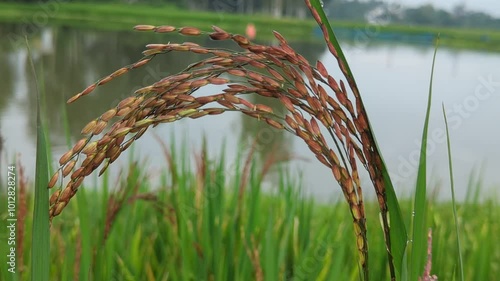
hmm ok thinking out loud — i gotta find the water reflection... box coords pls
[1,24,498,201]
[3,26,320,141]
[240,96,291,164]
[0,24,323,187]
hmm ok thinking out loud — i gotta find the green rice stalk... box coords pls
[442,104,464,281]
[42,2,460,280]
[27,38,50,281]
[75,188,91,281]
[410,37,439,281]
[306,0,407,279]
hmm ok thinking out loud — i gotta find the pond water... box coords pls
[1,25,499,201]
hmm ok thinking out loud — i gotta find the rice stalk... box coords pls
[442,104,464,281]
[47,1,409,279]
[27,37,50,281]
[410,37,439,281]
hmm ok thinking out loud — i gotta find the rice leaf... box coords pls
[442,104,464,281]
[27,38,50,281]
[308,0,355,83]
[76,188,92,281]
[308,1,408,279]
[410,37,439,281]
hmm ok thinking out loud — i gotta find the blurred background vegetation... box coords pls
[1,0,499,30]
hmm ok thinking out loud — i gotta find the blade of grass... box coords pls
[410,36,439,281]
[442,104,464,281]
[27,38,50,281]
[308,1,408,279]
[76,188,91,281]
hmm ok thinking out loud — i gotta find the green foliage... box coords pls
[408,39,438,281]
[401,4,500,29]
[1,2,500,51]
[308,1,408,279]
[27,40,50,281]
[1,145,498,280]
[2,2,497,281]
[442,105,464,281]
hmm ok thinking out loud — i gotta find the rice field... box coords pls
[0,144,498,280]
[0,2,500,51]
[1,1,499,280]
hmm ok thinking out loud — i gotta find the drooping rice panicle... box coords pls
[48,2,406,279]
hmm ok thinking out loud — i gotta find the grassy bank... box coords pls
[1,2,500,51]
[0,2,317,41]
[1,145,498,280]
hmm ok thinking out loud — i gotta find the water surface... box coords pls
[1,25,498,201]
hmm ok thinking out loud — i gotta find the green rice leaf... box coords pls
[410,37,439,281]
[76,188,92,281]
[27,38,50,281]
[442,104,464,281]
[308,0,355,83]
[308,1,408,279]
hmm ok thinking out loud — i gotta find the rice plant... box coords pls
[42,1,462,280]
[27,39,50,281]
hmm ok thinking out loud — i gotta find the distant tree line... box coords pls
[178,0,309,19]
[3,0,499,29]
[390,3,500,30]
[324,1,500,30]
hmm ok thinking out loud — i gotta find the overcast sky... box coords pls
[388,0,500,17]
